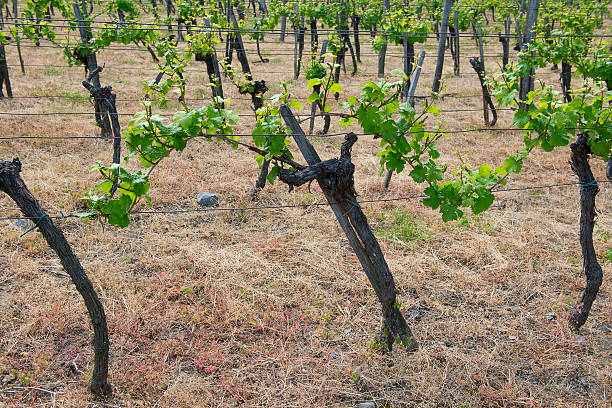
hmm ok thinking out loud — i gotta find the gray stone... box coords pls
[355,403,375,408]
[544,313,556,321]
[331,353,340,359]
[2,373,16,384]
[196,192,218,207]
[408,309,423,320]
[596,325,612,333]
[575,335,587,343]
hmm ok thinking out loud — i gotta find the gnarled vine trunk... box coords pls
[280,105,418,352]
[568,134,603,331]
[0,158,111,396]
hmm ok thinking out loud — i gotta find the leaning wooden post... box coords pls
[280,105,418,352]
[228,7,252,77]
[518,0,539,110]
[432,0,452,93]
[377,0,389,78]
[407,50,426,107]
[0,158,111,396]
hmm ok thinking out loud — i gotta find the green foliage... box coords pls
[87,46,239,226]
[252,82,302,183]
[75,0,612,229]
[340,72,506,221]
[371,9,430,51]
[491,36,612,161]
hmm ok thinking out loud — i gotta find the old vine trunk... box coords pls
[0,158,111,396]
[568,134,603,331]
[280,105,418,351]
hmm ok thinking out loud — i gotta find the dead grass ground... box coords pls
[0,14,611,408]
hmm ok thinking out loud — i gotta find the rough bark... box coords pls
[255,32,268,63]
[352,15,361,63]
[499,34,510,70]
[82,67,122,196]
[568,134,603,331]
[229,8,251,76]
[279,6,286,41]
[0,43,12,98]
[519,0,539,110]
[401,34,413,100]
[309,41,330,135]
[432,0,453,93]
[452,11,460,75]
[250,158,270,200]
[341,31,358,77]
[198,18,225,107]
[333,42,347,101]
[469,58,497,126]
[561,61,572,103]
[72,2,112,138]
[0,158,111,396]
[280,105,418,352]
[310,19,319,56]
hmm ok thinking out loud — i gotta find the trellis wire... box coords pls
[6,18,612,39]
[1,180,610,223]
[1,125,611,140]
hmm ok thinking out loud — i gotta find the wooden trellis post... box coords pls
[518,0,539,110]
[432,0,453,93]
[280,106,418,352]
[377,0,389,78]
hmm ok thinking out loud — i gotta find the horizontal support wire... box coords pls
[2,62,568,79]
[2,126,612,140]
[5,18,612,39]
[0,107,517,117]
[1,181,610,223]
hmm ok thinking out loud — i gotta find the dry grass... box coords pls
[0,19,611,408]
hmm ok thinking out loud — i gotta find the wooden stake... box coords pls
[432,0,453,93]
[280,105,418,352]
